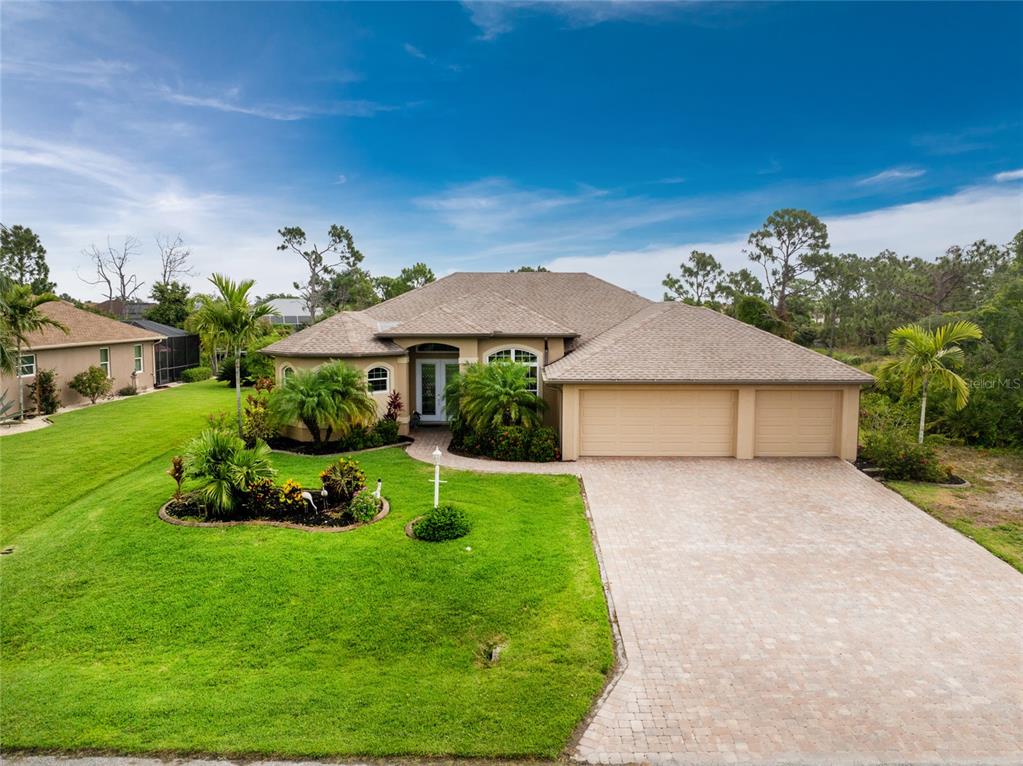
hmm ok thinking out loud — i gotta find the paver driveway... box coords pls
[574,457,1023,765]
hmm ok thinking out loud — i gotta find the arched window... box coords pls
[282,366,295,382]
[367,366,390,393]
[487,348,539,395]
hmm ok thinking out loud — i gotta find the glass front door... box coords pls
[417,360,459,422]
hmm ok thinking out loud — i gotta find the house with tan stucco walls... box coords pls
[263,272,873,460]
[1,301,164,411]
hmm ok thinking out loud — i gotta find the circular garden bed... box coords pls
[160,495,389,532]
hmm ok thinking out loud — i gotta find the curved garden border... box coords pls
[269,439,413,458]
[158,497,389,533]
[404,515,423,540]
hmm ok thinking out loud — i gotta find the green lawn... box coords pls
[0,382,613,758]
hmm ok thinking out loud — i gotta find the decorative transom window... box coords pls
[18,354,36,377]
[367,366,389,393]
[99,347,111,378]
[133,344,143,373]
[487,348,539,395]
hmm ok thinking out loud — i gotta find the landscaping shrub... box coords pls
[181,366,212,383]
[69,366,112,404]
[206,410,232,432]
[527,426,560,462]
[241,477,282,518]
[320,457,366,507]
[492,426,530,461]
[384,390,403,421]
[413,503,471,542]
[373,418,400,445]
[242,386,275,447]
[183,428,276,517]
[28,369,60,415]
[861,430,950,482]
[347,489,382,523]
[117,386,138,397]
[268,361,377,447]
[279,479,308,515]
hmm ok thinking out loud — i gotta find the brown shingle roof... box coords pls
[22,301,164,350]
[543,302,874,385]
[365,272,650,344]
[261,311,405,358]
[380,289,578,337]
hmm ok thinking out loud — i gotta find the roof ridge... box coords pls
[549,302,669,374]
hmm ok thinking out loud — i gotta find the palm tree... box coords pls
[190,275,278,437]
[452,360,546,431]
[268,362,377,446]
[0,282,67,420]
[183,428,276,516]
[879,320,983,443]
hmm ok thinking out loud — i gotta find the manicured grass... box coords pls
[0,382,612,757]
[887,446,1023,573]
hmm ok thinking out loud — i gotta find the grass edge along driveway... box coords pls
[0,382,614,758]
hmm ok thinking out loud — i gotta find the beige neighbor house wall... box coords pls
[559,383,861,462]
[1,340,158,409]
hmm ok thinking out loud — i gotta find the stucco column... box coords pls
[839,385,860,461]
[735,386,756,459]
[561,385,580,461]
[458,338,479,366]
[395,356,411,434]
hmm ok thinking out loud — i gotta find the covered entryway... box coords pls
[578,387,736,456]
[754,389,840,456]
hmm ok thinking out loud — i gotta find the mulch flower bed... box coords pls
[160,495,389,532]
[267,435,413,456]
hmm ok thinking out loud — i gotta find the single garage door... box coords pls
[579,388,736,456]
[755,389,839,457]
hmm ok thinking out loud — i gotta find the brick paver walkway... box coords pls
[407,426,581,475]
[573,457,1023,765]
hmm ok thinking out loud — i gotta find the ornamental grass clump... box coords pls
[413,503,471,542]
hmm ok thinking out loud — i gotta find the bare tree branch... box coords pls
[154,233,195,285]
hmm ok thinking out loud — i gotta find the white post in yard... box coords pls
[374,478,382,499]
[431,446,446,509]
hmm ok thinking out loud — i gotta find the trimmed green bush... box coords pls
[117,386,138,397]
[348,490,382,523]
[373,418,400,445]
[413,503,470,542]
[181,366,212,383]
[861,430,950,482]
[69,366,112,404]
[492,426,530,461]
[527,426,560,462]
[28,369,60,415]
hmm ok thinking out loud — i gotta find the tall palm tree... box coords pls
[453,360,546,431]
[0,282,67,420]
[879,320,983,443]
[190,275,278,436]
[268,362,377,446]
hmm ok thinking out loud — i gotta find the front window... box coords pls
[99,347,110,377]
[487,348,539,395]
[18,354,36,377]
[367,366,389,393]
[133,344,143,373]
[282,366,295,382]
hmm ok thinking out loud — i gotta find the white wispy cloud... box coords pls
[994,168,1023,182]
[546,183,1023,298]
[1,57,137,89]
[403,43,428,59]
[157,86,396,121]
[857,167,927,186]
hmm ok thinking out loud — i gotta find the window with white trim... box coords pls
[487,348,539,395]
[99,347,111,377]
[367,366,389,393]
[18,353,36,377]
[133,344,143,373]
[282,366,295,382]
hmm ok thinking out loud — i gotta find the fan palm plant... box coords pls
[190,275,279,437]
[452,360,545,431]
[0,281,67,419]
[183,428,276,516]
[268,361,377,446]
[879,320,983,443]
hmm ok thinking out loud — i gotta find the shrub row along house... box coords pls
[264,272,872,460]
[0,301,163,408]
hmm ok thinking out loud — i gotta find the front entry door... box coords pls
[416,360,460,422]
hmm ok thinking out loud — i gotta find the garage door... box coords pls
[755,390,839,457]
[579,388,736,456]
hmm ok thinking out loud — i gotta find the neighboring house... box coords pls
[127,319,201,385]
[92,299,158,321]
[263,272,873,460]
[265,298,311,327]
[1,301,164,408]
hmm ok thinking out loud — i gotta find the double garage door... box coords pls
[577,387,840,457]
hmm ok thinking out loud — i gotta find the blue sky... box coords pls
[2,1,1021,299]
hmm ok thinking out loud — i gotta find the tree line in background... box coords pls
[662,209,1023,447]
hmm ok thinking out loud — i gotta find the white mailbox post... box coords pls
[431,446,446,509]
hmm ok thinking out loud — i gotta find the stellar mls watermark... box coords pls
[966,377,1022,390]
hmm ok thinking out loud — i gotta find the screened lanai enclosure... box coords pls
[127,319,201,385]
